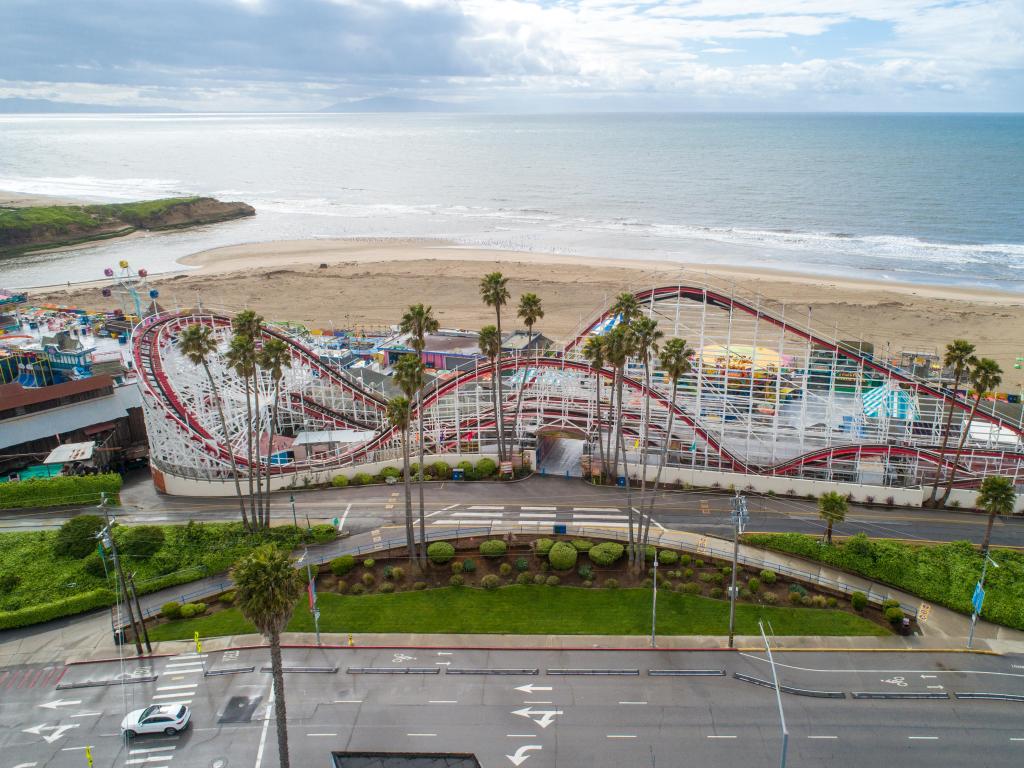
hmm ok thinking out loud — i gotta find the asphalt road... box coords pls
[3,474,1022,550]
[2,647,1023,768]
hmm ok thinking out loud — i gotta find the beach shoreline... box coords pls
[22,237,1024,378]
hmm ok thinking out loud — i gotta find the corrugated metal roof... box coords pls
[0,375,115,410]
[0,395,131,449]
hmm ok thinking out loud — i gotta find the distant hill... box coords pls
[0,98,182,114]
[320,96,471,113]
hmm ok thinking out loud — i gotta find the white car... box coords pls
[121,704,191,738]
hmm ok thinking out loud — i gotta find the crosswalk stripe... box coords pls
[126,756,173,764]
[572,507,620,512]
[451,511,505,518]
[518,512,556,518]
[571,513,625,520]
[520,506,557,511]
[154,692,194,699]
[156,684,197,691]
[129,747,177,755]
[467,505,505,510]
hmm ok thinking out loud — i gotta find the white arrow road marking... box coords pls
[12,763,38,767]
[22,723,80,743]
[38,699,81,710]
[514,684,552,694]
[506,745,542,766]
[70,712,103,718]
[927,685,945,690]
[512,707,562,729]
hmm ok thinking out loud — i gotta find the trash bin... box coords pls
[113,627,126,646]
[616,476,626,487]
[900,617,912,636]
[554,524,567,535]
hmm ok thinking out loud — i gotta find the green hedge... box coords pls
[548,542,578,571]
[588,541,625,566]
[0,473,122,510]
[745,533,1024,630]
[0,588,116,630]
[427,541,456,564]
[479,539,507,558]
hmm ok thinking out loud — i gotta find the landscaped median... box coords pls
[744,533,1024,630]
[147,585,888,641]
[0,473,121,510]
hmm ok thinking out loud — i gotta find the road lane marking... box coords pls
[467,505,504,510]
[606,735,636,739]
[441,504,460,511]
[808,736,837,740]
[573,507,620,512]
[254,681,274,768]
[1009,738,1024,741]
[172,654,207,659]
[429,700,458,704]
[149,700,191,706]
[437,652,453,656]
[338,503,351,532]
[126,757,171,764]
[707,735,737,739]
[908,737,938,740]
[60,746,92,751]
[153,692,194,699]
[333,700,362,704]
[307,733,337,737]
[521,506,557,511]
[156,684,197,691]
[71,712,103,718]
[408,733,436,737]
[519,513,556,518]
[129,747,177,755]
[451,511,504,518]
[736,654,1024,680]
[618,701,647,705]
[435,662,451,666]
[507,735,535,738]
[523,701,552,704]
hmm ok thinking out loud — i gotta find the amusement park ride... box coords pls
[131,280,1024,498]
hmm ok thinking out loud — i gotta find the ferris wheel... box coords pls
[101,260,160,319]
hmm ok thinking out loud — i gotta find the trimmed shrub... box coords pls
[710,586,724,599]
[582,580,593,588]
[516,572,533,585]
[331,474,349,487]
[457,460,476,480]
[641,578,653,588]
[811,595,828,608]
[336,580,348,594]
[378,582,396,594]
[331,555,356,576]
[361,573,375,586]
[476,458,498,478]
[747,577,761,594]
[533,538,555,556]
[789,583,808,598]
[353,472,375,486]
[882,598,901,612]
[604,578,619,589]
[462,558,477,573]
[698,572,713,583]
[514,557,529,572]
[413,581,427,591]
[53,515,105,559]
[349,583,366,595]
[694,559,704,568]
[219,590,236,605]
[658,550,679,565]
[548,542,578,571]
[578,564,593,580]
[479,539,507,558]
[529,573,544,585]
[432,461,452,480]
[545,575,560,587]
[390,566,405,581]
[309,524,337,544]
[427,541,456,564]
[826,596,838,608]
[682,582,701,595]
[481,574,500,590]
[120,526,165,558]
[789,591,803,605]
[679,554,691,566]
[161,601,182,619]
[379,466,401,480]
[571,540,594,552]
[451,561,464,574]
[759,569,777,585]
[761,591,778,605]
[363,558,375,569]
[499,563,513,577]
[179,602,206,619]
[588,541,625,566]
[449,574,465,587]
[885,606,905,625]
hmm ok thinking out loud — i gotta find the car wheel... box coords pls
[125,730,137,739]
[164,727,178,736]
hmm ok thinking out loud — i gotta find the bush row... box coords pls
[0,473,122,510]
[0,588,116,630]
[330,458,507,488]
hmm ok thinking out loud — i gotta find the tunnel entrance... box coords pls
[536,426,587,478]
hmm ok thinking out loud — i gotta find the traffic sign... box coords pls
[972,582,985,615]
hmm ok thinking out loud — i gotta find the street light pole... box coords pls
[759,620,789,768]
[650,556,659,648]
[728,492,748,648]
[290,494,298,528]
[967,553,999,649]
[96,493,143,655]
[302,548,321,646]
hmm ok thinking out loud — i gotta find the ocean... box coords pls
[2,112,1022,290]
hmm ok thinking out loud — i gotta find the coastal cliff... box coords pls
[0,196,255,255]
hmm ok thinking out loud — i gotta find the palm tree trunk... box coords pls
[594,368,606,481]
[490,357,502,463]
[402,426,415,558]
[495,307,506,462]
[928,370,963,505]
[610,368,621,480]
[417,390,426,563]
[644,379,677,554]
[263,380,280,526]
[252,370,264,529]
[203,362,249,531]
[981,511,997,555]
[939,395,982,506]
[637,356,653,563]
[513,348,529,457]
[242,378,257,527]
[615,375,636,563]
[826,518,834,545]
[269,631,291,768]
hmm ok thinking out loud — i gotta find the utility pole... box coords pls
[96,493,144,655]
[760,620,789,768]
[650,555,659,648]
[290,494,297,528]
[728,492,748,648]
[127,573,152,654]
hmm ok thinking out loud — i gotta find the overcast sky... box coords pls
[1,0,1021,111]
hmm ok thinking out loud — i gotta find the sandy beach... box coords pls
[22,237,1024,379]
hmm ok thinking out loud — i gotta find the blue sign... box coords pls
[972,582,985,615]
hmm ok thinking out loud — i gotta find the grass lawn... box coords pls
[147,585,888,641]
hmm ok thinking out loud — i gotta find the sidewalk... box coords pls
[3,522,1023,668]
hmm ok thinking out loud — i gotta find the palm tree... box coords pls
[257,338,291,528]
[393,354,425,561]
[976,475,1016,554]
[928,339,976,505]
[629,316,662,563]
[644,338,693,547]
[399,304,439,559]
[940,358,1002,507]
[231,545,304,768]
[232,311,265,522]
[582,335,608,479]
[226,333,260,527]
[480,273,510,461]
[818,491,847,545]
[602,324,635,559]
[179,324,250,530]
[610,292,641,325]
[513,293,544,452]
[387,395,416,559]
[478,325,503,463]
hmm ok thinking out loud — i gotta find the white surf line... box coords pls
[736,653,1024,680]
[254,681,274,768]
[573,507,620,513]
[156,684,197,691]
[521,506,557,511]
[129,747,176,755]
[467,505,504,510]
[338,503,352,531]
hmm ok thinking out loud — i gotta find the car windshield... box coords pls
[141,705,159,719]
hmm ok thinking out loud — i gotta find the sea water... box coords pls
[1,112,1022,290]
